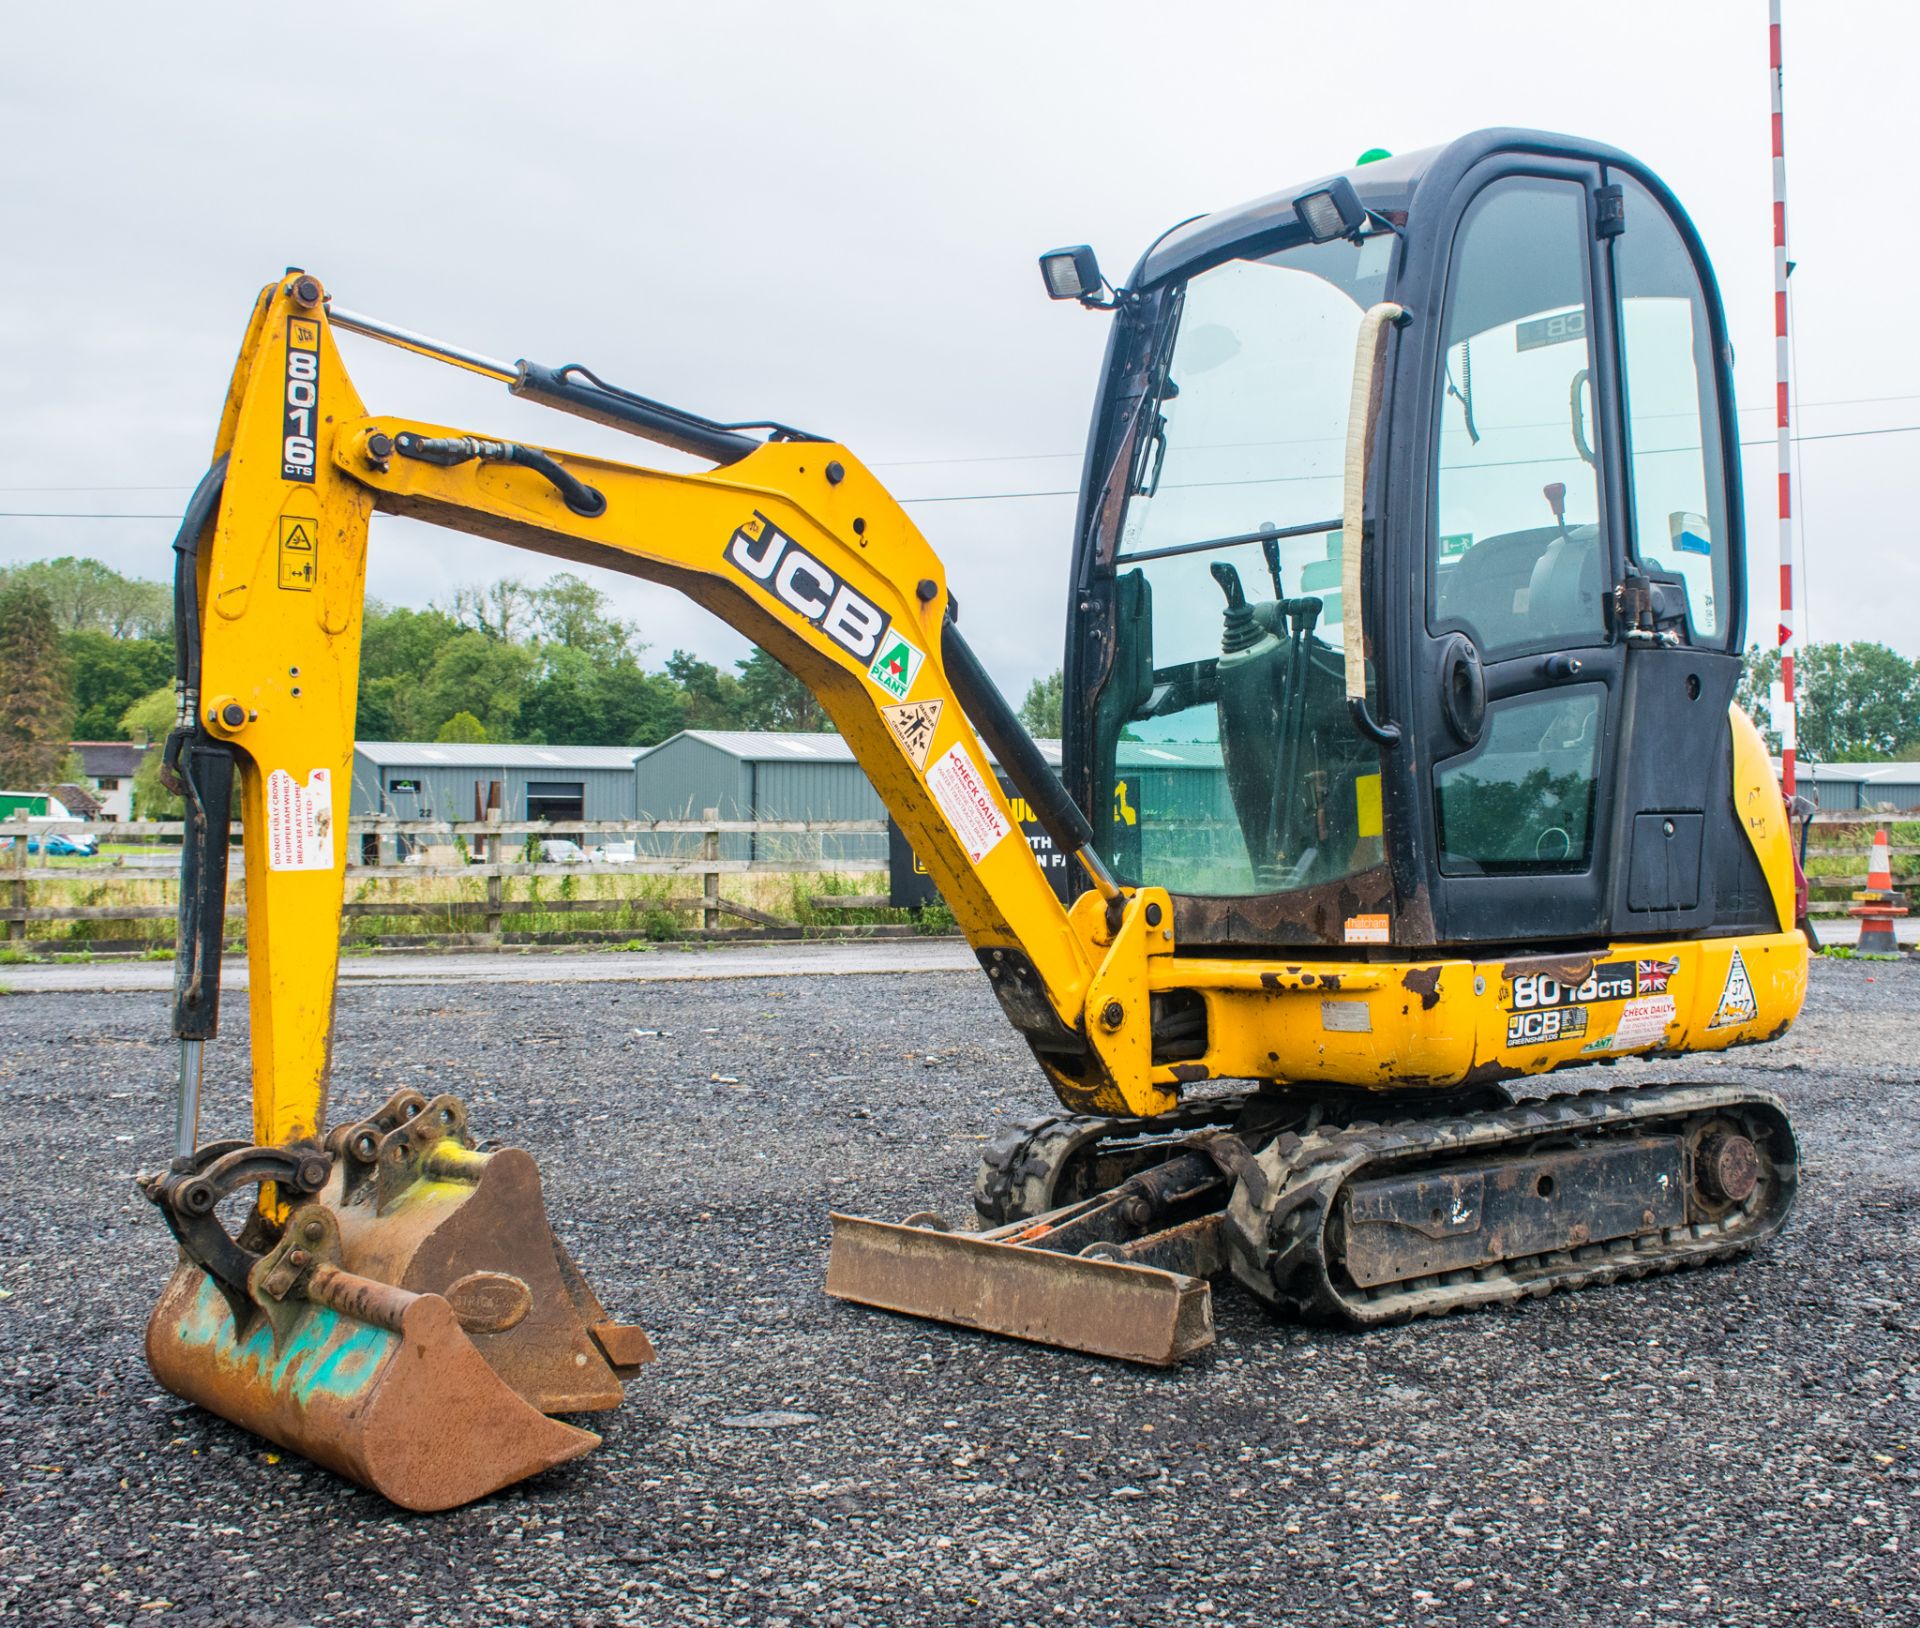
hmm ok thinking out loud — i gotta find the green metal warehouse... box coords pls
[635,731,888,865]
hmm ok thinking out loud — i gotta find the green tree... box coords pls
[734,647,828,731]
[447,579,535,642]
[665,649,744,730]
[121,686,181,817]
[1738,641,1920,762]
[357,603,463,738]
[436,710,489,743]
[0,556,169,638]
[520,645,599,745]
[528,572,636,659]
[1018,669,1064,738]
[398,631,536,742]
[0,583,74,786]
[523,645,684,746]
[63,630,171,738]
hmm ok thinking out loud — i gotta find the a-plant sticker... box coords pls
[868,632,925,700]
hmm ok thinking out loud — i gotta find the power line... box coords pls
[3,420,1918,519]
[7,386,1920,497]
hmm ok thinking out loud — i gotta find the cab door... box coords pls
[1408,163,1625,945]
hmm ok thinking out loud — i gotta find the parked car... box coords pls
[592,841,637,864]
[533,838,588,864]
[34,830,99,857]
[1,828,100,857]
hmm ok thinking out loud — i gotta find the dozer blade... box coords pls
[146,1262,598,1512]
[825,1213,1214,1366]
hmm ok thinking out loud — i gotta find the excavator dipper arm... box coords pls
[180,272,1175,1167]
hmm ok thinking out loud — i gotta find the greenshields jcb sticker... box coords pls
[868,632,925,700]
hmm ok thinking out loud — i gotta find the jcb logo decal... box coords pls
[282,318,319,482]
[724,513,891,665]
[1506,1006,1588,1048]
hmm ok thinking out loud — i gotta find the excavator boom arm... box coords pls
[179,274,1177,1162]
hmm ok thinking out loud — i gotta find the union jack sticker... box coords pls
[1635,958,1677,996]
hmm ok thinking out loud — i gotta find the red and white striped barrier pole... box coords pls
[1771,0,1799,799]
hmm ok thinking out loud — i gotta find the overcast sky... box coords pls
[3,1,1912,704]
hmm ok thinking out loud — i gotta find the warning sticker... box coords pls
[882,698,942,770]
[266,767,335,872]
[867,632,926,701]
[1343,913,1390,945]
[1708,947,1758,1030]
[925,743,1010,864]
[278,516,317,591]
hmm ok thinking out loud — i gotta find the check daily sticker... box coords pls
[925,743,1010,863]
[1580,995,1678,1055]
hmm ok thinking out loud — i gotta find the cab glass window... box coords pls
[1614,174,1732,647]
[1093,232,1395,899]
[1432,179,1607,662]
[1436,685,1604,874]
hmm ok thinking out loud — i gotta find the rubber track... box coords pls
[1223,1081,1799,1327]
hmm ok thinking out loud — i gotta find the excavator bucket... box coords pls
[146,1258,598,1512]
[142,1091,653,1510]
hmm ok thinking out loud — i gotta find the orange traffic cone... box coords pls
[1849,828,1907,955]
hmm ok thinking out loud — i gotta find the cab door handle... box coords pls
[1438,632,1486,746]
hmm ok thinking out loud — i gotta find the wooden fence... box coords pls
[1,815,896,950]
[3,807,1907,950]
[1801,811,1917,917]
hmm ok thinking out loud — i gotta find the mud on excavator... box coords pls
[144,129,1806,1509]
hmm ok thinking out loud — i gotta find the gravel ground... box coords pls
[0,957,1916,1627]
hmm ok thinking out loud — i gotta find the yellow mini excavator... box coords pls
[145,130,1807,1509]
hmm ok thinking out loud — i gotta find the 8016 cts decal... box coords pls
[1509,958,1676,1011]
[282,318,320,482]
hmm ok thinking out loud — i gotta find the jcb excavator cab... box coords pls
[1061,130,1768,955]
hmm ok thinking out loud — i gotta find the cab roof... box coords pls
[1133,127,1651,290]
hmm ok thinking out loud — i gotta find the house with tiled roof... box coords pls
[70,741,149,822]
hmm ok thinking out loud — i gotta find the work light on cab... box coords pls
[1292,175,1367,242]
[1038,244,1106,304]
